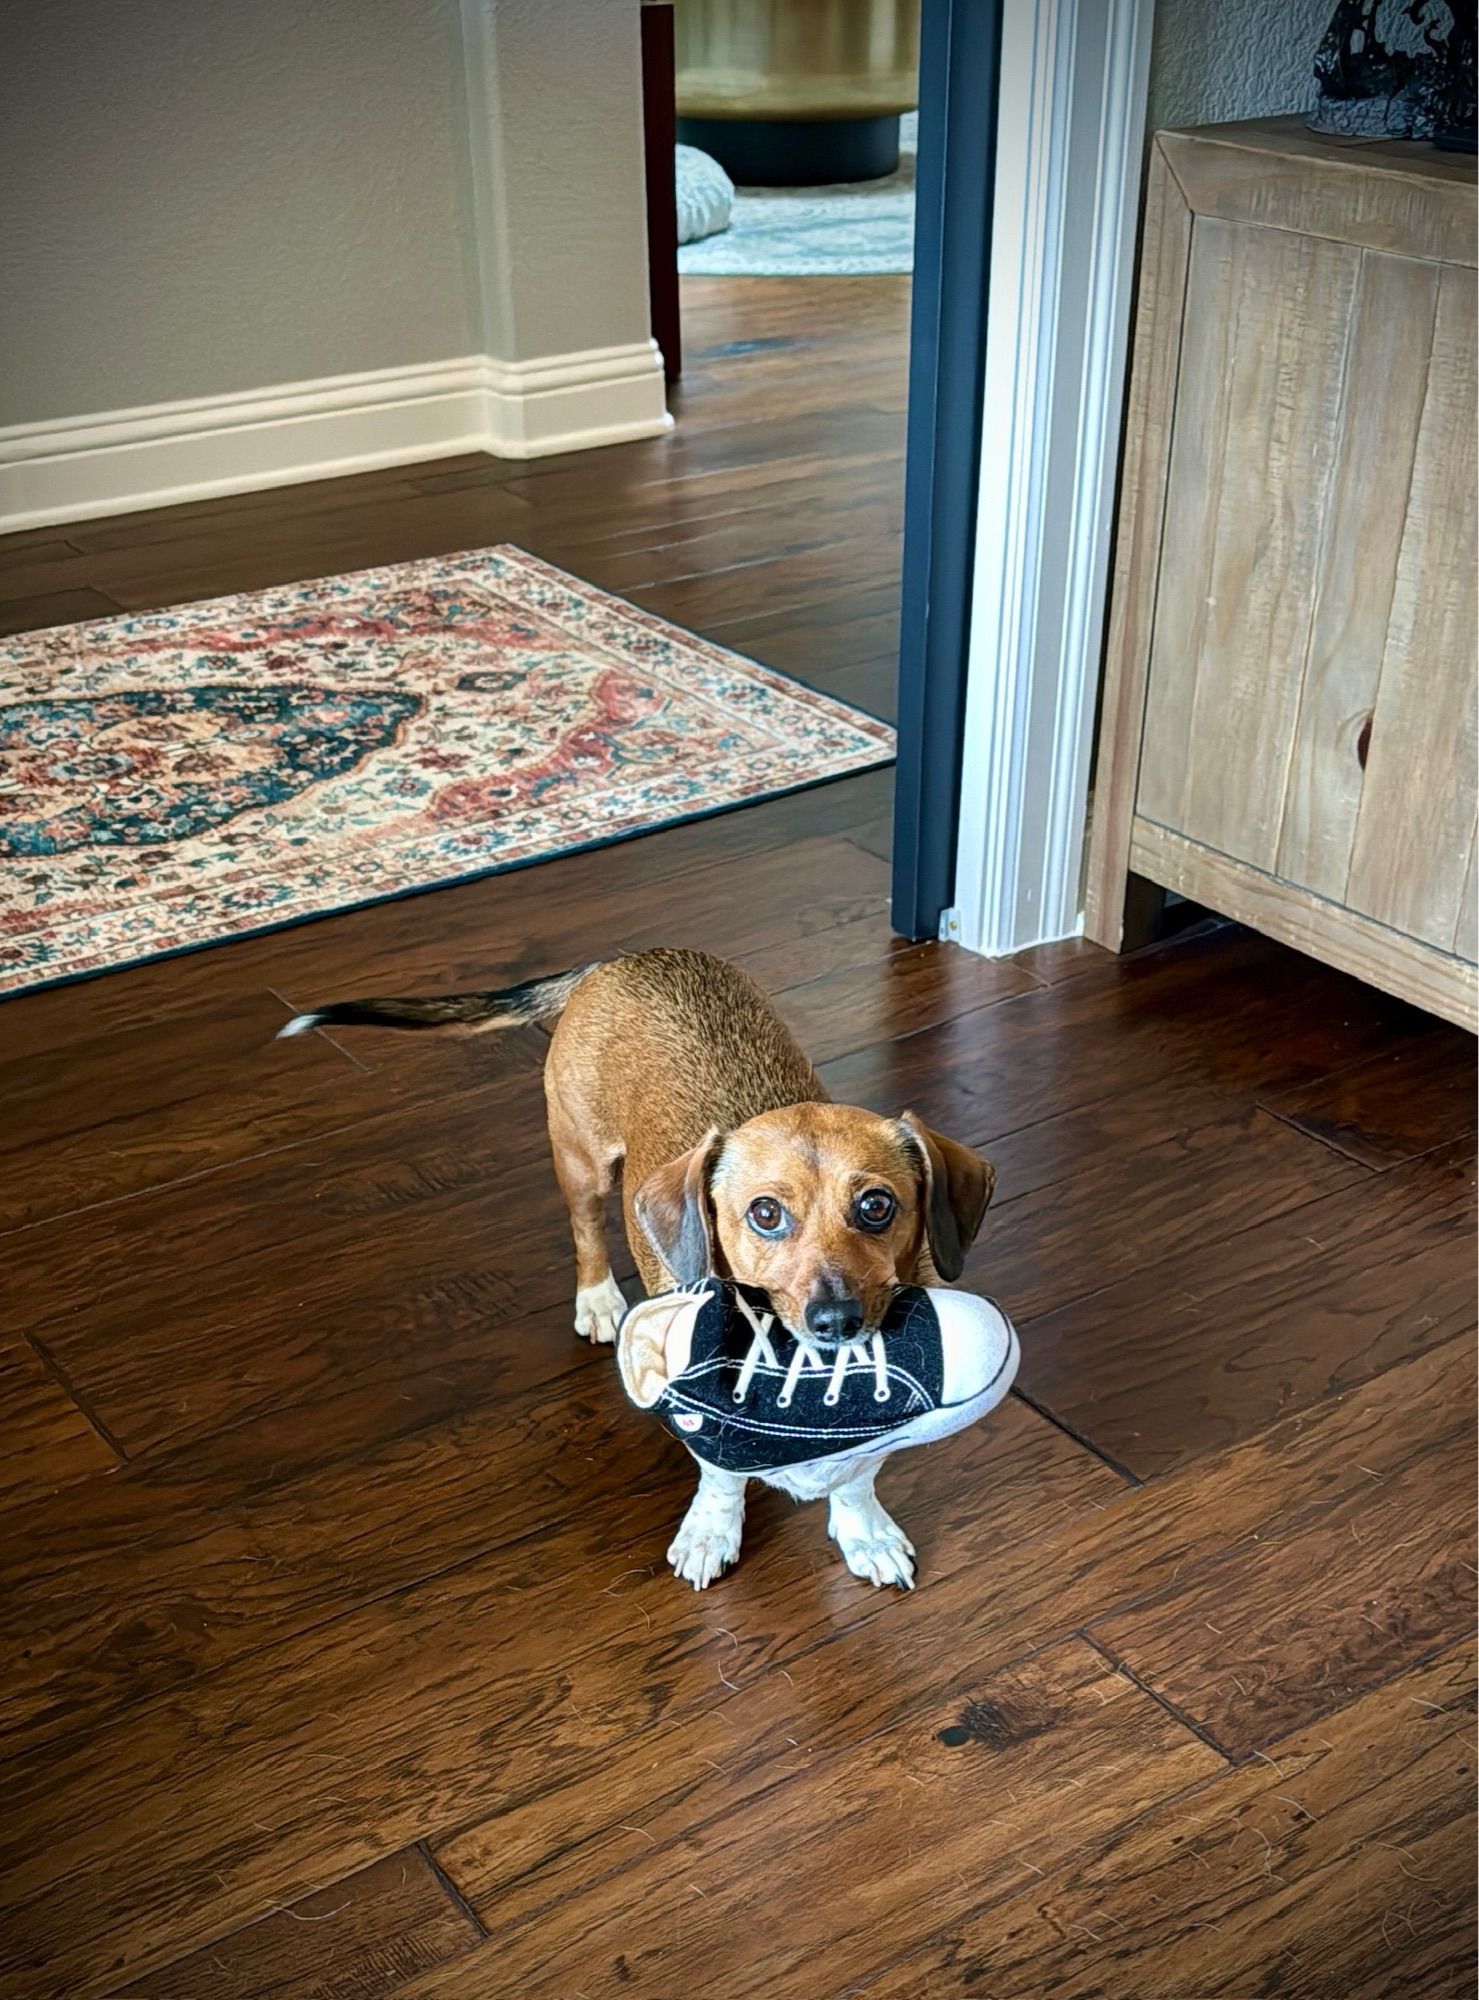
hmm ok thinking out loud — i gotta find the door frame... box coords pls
[892,0,1155,953]
[890,0,1004,943]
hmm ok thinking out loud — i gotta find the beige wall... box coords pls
[455,0,653,364]
[0,0,652,428]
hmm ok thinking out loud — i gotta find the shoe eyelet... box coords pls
[874,1388,891,1403]
[732,1390,746,1404]
[823,1391,841,1407]
[776,1393,793,1409]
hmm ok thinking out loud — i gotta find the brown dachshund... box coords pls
[282,948,994,1587]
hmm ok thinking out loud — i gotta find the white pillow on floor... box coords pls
[675,143,734,245]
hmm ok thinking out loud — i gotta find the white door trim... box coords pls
[941,0,1154,958]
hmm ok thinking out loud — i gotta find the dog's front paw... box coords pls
[829,1497,916,1591]
[667,1506,743,1590]
[573,1274,628,1345]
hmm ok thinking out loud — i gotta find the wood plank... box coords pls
[772,938,1038,1066]
[1456,824,1478,963]
[0,537,83,595]
[0,1339,118,1504]
[1091,1395,1476,1753]
[0,989,535,1236]
[1161,119,1478,265]
[116,1849,480,2000]
[0,586,120,636]
[0,1382,1114,1767]
[1276,249,1441,902]
[1083,142,1195,948]
[429,1639,1222,2000]
[0,481,540,602]
[0,1388,1123,1997]
[1017,1137,1475,1477]
[9,1333,1457,1998]
[1261,1028,1477,1169]
[1346,264,1479,951]
[1137,216,1359,870]
[974,1098,1368,1327]
[819,923,1431,1151]
[854,1645,1476,2000]
[11,1071,569,1462]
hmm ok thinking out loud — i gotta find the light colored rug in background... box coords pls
[679,113,917,277]
[0,546,894,997]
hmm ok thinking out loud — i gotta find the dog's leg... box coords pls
[827,1464,916,1590]
[547,1100,626,1344]
[668,1465,746,1589]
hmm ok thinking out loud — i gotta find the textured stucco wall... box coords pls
[0,0,652,428]
[1147,0,1330,128]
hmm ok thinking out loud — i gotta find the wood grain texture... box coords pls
[1083,139,1194,949]
[0,1338,119,1504]
[0,1372,1113,1766]
[1276,249,1440,902]
[1091,1391,1476,1752]
[1017,1138,1476,1476]
[1136,216,1357,866]
[1262,1028,1477,1169]
[115,1849,479,2000]
[854,1646,1477,2000]
[430,1639,1223,2000]
[1456,827,1479,962]
[1345,263,1479,950]
[1160,118,1478,265]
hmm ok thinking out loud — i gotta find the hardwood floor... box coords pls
[1,277,1474,2000]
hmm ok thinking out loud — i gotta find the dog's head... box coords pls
[633,1102,994,1341]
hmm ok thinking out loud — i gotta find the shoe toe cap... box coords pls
[930,1290,1019,1405]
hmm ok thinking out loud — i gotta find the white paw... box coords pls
[574,1274,628,1344]
[667,1507,743,1590]
[830,1503,916,1590]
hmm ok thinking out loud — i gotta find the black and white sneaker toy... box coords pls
[618,1280,1018,1476]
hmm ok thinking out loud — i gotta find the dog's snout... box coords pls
[805,1294,864,1341]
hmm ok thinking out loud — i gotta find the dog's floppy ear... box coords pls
[899,1111,995,1282]
[634,1128,723,1285]
[618,1295,698,1408]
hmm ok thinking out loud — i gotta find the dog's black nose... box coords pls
[805,1295,864,1340]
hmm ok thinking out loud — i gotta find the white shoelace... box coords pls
[728,1291,890,1408]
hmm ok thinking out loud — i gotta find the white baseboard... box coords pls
[0,340,672,532]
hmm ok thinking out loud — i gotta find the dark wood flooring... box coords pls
[1,278,1474,2000]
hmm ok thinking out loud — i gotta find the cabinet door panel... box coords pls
[1275,251,1440,902]
[1137,217,1359,870]
[1345,266,1478,951]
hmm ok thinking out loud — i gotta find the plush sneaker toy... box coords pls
[618,1280,1018,1589]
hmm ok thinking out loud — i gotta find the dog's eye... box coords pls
[855,1188,897,1231]
[746,1196,789,1237]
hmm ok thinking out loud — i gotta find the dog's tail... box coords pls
[277,961,601,1040]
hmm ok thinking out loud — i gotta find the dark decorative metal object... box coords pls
[1310,0,1476,146]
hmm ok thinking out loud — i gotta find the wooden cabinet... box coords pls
[1086,119,1477,1030]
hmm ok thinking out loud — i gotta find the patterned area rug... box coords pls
[679,115,916,278]
[0,546,894,997]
